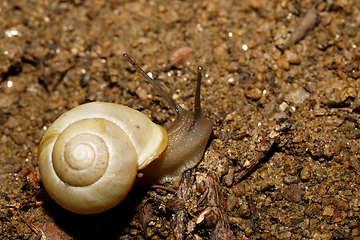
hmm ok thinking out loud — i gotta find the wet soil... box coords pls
[1,0,360,239]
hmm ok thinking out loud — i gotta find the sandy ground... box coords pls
[0,0,360,239]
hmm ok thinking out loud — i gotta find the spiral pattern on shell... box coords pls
[38,102,167,214]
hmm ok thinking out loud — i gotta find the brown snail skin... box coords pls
[123,54,213,185]
[37,53,213,214]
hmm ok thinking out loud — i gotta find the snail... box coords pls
[37,53,213,214]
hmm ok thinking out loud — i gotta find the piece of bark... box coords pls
[140,201,158,238]
[234,119,292,183]
[166,170,235,239]
[195,171,235,240]
[166,170,193,240]
[234,130,280,183]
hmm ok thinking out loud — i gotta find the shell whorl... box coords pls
[38,102,167,214]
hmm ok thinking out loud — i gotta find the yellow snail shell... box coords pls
[38,54,213,215]
[37,102,167,214]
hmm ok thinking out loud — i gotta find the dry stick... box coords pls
[18,210,47,240]
[234,128,285,184]
[166,170,193,240]
[166,170,235,239]
[196,171,235,240]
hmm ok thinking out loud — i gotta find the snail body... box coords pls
[37,54,213,214]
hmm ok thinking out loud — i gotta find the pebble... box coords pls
[244,227,253,236]
[222,169,234,187]
[335,199,349,211]
[317,1,327,11]
[283,175,301,184]
[330,208,341,222]
[284,50,300,64]
[283,184,302,203]
[277,58,290,70]
[0,93,14,109]
[245,86,262,101]
[158,5,166,12]
[259,180,275,192]
[168,47,192,68]
[0,161,22,173]
[206,1,219,15]
[290,218,303,227]
[320,83,356,107]
[226,61,240,73]
[249,0,262,10]
[4,116,19,129]
[279,102,288,112]
[284,87,310,105]
[135,87,148,101]
[10,131,27,145]
[342,161,350,169]
[226,192,237,212]
[232,183,245,197]
[300,166,311,180]
[323,205,334,216]
[238,198,251,218]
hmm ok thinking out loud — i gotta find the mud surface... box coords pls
[1,0,360,239]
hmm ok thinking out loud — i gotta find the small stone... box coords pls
[223,169,234,187]
[317,1,327,11]
[290,218,303,227]
[330,208,342,222]
[342,161,350,169]
[284,50,300,64]
[249,0,262,10]
[279,102,288,112]
[284,87,310,105]
[259,180,275,192]
[283,184,301,203]
[158,5,166,12]
[226,192,237,212]
[355,175,360,185]
[135,87,148,101]
[10,131,27,145]
[300,166,311,180]
[321,82,350,107]
[245,86,262,101]
[233,183,245,197]
[277,58,290,70]
[275,192,283,201]
[4,116,19,129]
[0,93,14,109]
[323,205,334,216]
[335,199,349,211]
[244,227,253,236]
[226,61,239,73]
[238,198,251,218]
[313,108,327,116]
[352,228,360,237]
[207,1,219,15]
[284,175,301,184]
[169,47,192,68]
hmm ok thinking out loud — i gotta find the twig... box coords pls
[234,119,292,184]
[18,210,47,240]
